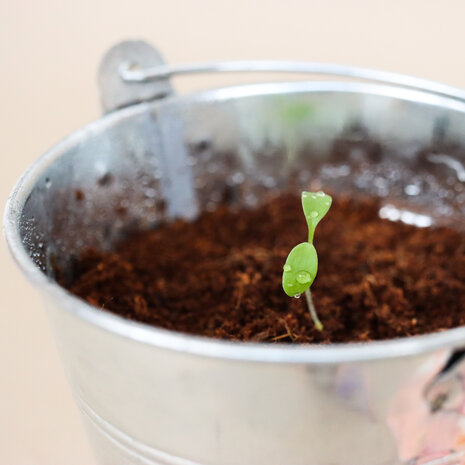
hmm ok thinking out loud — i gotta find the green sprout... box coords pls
[282,191,332,331]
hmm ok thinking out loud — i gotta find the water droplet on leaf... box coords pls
[283,264,291,272]
[294,293,301,299]
[310,211,318,218]
[316,191,325,197]
[296,271,311,284]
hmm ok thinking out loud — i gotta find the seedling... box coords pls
[282,191,332,331]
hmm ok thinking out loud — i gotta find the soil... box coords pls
[64,193,465,343]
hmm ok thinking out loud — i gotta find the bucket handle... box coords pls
[119,59,465,104]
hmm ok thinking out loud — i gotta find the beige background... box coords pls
[2,1,465,463]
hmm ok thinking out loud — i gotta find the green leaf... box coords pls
[282,242,318,297]
[301,191,332,243]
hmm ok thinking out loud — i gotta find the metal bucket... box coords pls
[5,40,465,465]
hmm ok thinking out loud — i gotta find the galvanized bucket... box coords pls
[5,40,465,465]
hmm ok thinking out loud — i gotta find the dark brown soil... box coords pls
[64,193,465,343]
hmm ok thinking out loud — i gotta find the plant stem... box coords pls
[308,228,315,244]
[304,289,323,331]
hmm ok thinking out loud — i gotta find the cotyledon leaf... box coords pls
[282,242,318,297]
[301,191,332,243]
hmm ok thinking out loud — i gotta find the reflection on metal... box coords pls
[428,154,465,182]
[379,205,433,227]
[409,450,465,465]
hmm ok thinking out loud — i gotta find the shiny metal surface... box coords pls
[4,59,465,465]
[119,59,465,103]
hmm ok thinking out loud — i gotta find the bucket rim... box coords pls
[5,79,465,364]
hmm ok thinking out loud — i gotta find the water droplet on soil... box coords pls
[232,172,245,184]
[144,188,157,199]
[405,184,421,196]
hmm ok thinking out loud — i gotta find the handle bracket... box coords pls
[98,40,173,113]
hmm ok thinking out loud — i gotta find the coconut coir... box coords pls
[65,193,465,343]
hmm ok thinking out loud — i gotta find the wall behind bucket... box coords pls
[2,1,465,464]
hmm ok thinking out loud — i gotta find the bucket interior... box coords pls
[17,82,465,283]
